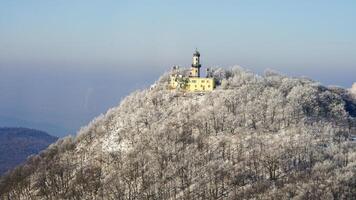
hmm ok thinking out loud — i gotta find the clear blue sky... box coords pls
[0,0,355,136]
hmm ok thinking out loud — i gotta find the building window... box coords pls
[192,80,196,83]
[201,80,205,83]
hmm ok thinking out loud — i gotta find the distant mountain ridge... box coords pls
[0,116,69,137]
[0,127,57,176]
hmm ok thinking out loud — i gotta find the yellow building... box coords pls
[169,50,215,92]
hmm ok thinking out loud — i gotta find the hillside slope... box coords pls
[0,67,355,200]
[0,128,57,176]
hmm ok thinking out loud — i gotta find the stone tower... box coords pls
[190,49,201,77]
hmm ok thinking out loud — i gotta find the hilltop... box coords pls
[0,128,57,176]
[0,67,355,200]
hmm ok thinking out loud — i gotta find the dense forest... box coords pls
[0,128,57,176]
[0,67,355,199]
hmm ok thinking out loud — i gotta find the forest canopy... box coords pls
[1,67,355,200]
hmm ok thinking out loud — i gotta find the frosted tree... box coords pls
[0,66,355,200]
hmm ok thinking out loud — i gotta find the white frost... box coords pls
[101,130,131,153]
[351,82,356,97]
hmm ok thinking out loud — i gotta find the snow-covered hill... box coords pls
[1,67,355,200]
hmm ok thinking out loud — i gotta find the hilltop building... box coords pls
[169,50,215,92]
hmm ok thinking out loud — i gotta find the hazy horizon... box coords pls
[0,0,355,136]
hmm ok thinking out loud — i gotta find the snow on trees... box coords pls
[0,67,355,199]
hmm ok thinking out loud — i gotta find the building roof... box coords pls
[193,49,200,57]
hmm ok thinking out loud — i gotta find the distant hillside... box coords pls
[0,67,355,199]
[0,116,69,137]
[0,128,57,176]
